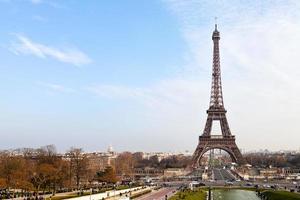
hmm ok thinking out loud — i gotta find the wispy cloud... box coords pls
[32,15,47,22]
[29,0,63,8]
[30,0,42,4]
[37,82,76,94]
[0,0,45,5]
[161,0,300,150]
[86,78,207,112]
[85,0,300,151]
[9,34,92,66]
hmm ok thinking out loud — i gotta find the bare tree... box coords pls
[66,148,89,190]
[115,152,134,179]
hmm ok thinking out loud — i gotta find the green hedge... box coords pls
[261,190,300,200]
[131,189,152,199]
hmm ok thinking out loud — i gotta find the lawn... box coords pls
[262,190,300,200]
[169,189,207,200]
[45,186,131,200]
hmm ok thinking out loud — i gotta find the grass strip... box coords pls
[169,189,206,200]
[130,189,152,199]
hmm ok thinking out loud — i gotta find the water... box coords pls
[212,190,261,200]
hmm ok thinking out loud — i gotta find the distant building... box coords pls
[141,151,191,162]
[86,146,117,173]
[133,167,164,179]
[281,168,300,180]
[163,168,186,177]
[282,168,300,175]
[259,168,279,178]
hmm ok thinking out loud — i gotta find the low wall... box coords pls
[65,187,143,200]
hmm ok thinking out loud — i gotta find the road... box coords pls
[213,169,236,181]
[136,188,176,200]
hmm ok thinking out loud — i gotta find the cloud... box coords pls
[85,77,209,115]
[32,15,47,22]
[161,0,300,151]
[37,82,76,94]
[29,0,63,8]
[9,35,92,66]
[85,1,300,151]
[85,79,210,152]
[30,0,42,4]
[161,0,300,98]
[1,0,45,4]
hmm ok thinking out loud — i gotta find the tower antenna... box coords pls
[214,17,218,30]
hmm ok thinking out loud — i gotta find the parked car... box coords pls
[225,181,233,185]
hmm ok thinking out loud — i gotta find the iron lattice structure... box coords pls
[191,25,245,168]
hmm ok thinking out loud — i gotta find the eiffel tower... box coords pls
[191,24,245,168]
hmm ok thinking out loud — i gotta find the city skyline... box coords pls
[1,0,300,152]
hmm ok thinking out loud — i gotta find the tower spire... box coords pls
[210,23,223,109]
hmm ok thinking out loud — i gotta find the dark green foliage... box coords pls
[262,190,300,200]
[96,166,118,184]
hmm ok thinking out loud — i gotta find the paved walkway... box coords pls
[4,191,79,200]
[106,187,151,200]
[135,188,176,200]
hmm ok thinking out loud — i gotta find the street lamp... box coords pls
[89,188,93,200]
[113,184,116,199]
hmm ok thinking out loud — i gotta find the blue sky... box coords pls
[1,0,300,152]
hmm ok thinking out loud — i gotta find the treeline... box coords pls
[244,152,300,168]
[110,152,191,179]
[0,145,117,194]
[0,145,192,194]
[3,144,300,193]
[132,152,191,169]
